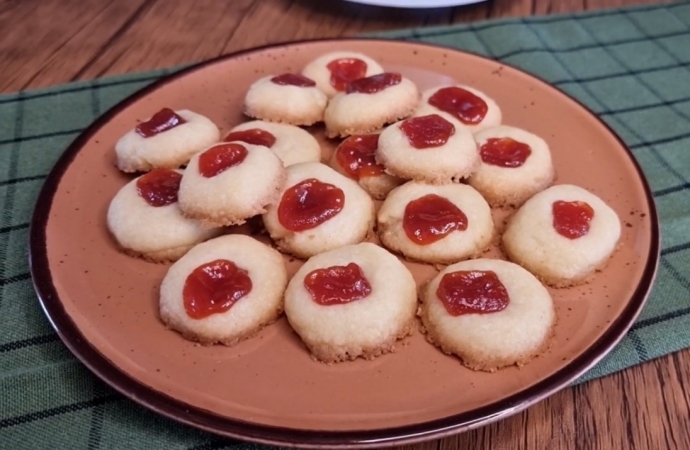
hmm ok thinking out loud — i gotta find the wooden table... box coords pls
[3,0,688,449]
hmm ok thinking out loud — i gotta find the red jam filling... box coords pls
[326,58,368,92]
[271,73,317,87]
[400,114,456,149]
[198,143,248,178]
[136,169,182,207]
[346,72,402,94]
[428,86,488,125]
[436,270,509,316]
[480,137,532,168]
[403,194,468,245]
[335,134,384,179]
[224,128,276,148]
[552,200,595,239]
[277,178,345,231]
[304,262,372,305]
[183,259,252,319]
[135,108,186,138]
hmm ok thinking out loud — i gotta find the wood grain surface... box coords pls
[2,0,689,449]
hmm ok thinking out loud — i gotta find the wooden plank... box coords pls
[431,351,690,450]
[74,0,257,80]
[220,0,459,54]
[0,0,149,92]
[1,0,673,92]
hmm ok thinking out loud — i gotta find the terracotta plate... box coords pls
[29,39,659,448]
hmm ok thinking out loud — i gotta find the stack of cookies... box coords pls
[105,51,622,372]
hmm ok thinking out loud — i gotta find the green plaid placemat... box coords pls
[2,2,690,448]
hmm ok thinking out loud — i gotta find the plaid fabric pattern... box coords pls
[1,2,689,448]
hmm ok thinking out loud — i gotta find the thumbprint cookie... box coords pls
[244,73,327,126]
[502,184,621,287]
[262,162,374,259]
[420,258,555,371]
[106,169,222,262]
[225,120,321,167]
[301,51,384,98]
[115,108,220,172]
[415,85,502,133]
[469,125,555,208]
[284,242,417,363]
[377,182,494,264]
[376,114,479,184]
[159,235,287,346]
[330,133,403,200]
[178,142,286,227]
[324,72,419,138]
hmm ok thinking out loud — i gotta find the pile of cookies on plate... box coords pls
[107,51,622,372]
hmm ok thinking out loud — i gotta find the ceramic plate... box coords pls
[29,39,659,448]
[344,0,485,8]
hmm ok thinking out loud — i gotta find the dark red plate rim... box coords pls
[28,38,660,449]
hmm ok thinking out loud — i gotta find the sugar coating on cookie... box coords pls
[115,108,220,173]
[324,73,419,138]
[301,51,384,98]
[159,234,288,346]
[178,142,286,227]
[420,258,555,372]
[416,85,502,134]
[377,182,494,264]
[502,184,621,287]
[107,169,222,262]
[284,242,417,363]
[376,114,479,184]
[469,125,555,207]
[262,162,374,259]
[330,133,403,200]
[226,120,321,167]
[244,74,327,126]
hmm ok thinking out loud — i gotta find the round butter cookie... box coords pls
[160,234,287,346]
[262,162,374,259]
[115,108,220,173]
[244,73,327,126]
[420,258,555,372]
[106,169,222,262]
[377,182,494,264]
[415,85,502,133]
[502,184,621,287]
[301,51,384,98]
[330,133,403,200]
[376,114,478,184]
[178,142,286,227]
[324,72,418,138]
[284,242,417,363]
[469,125,555,207]
[225,120,321,167]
